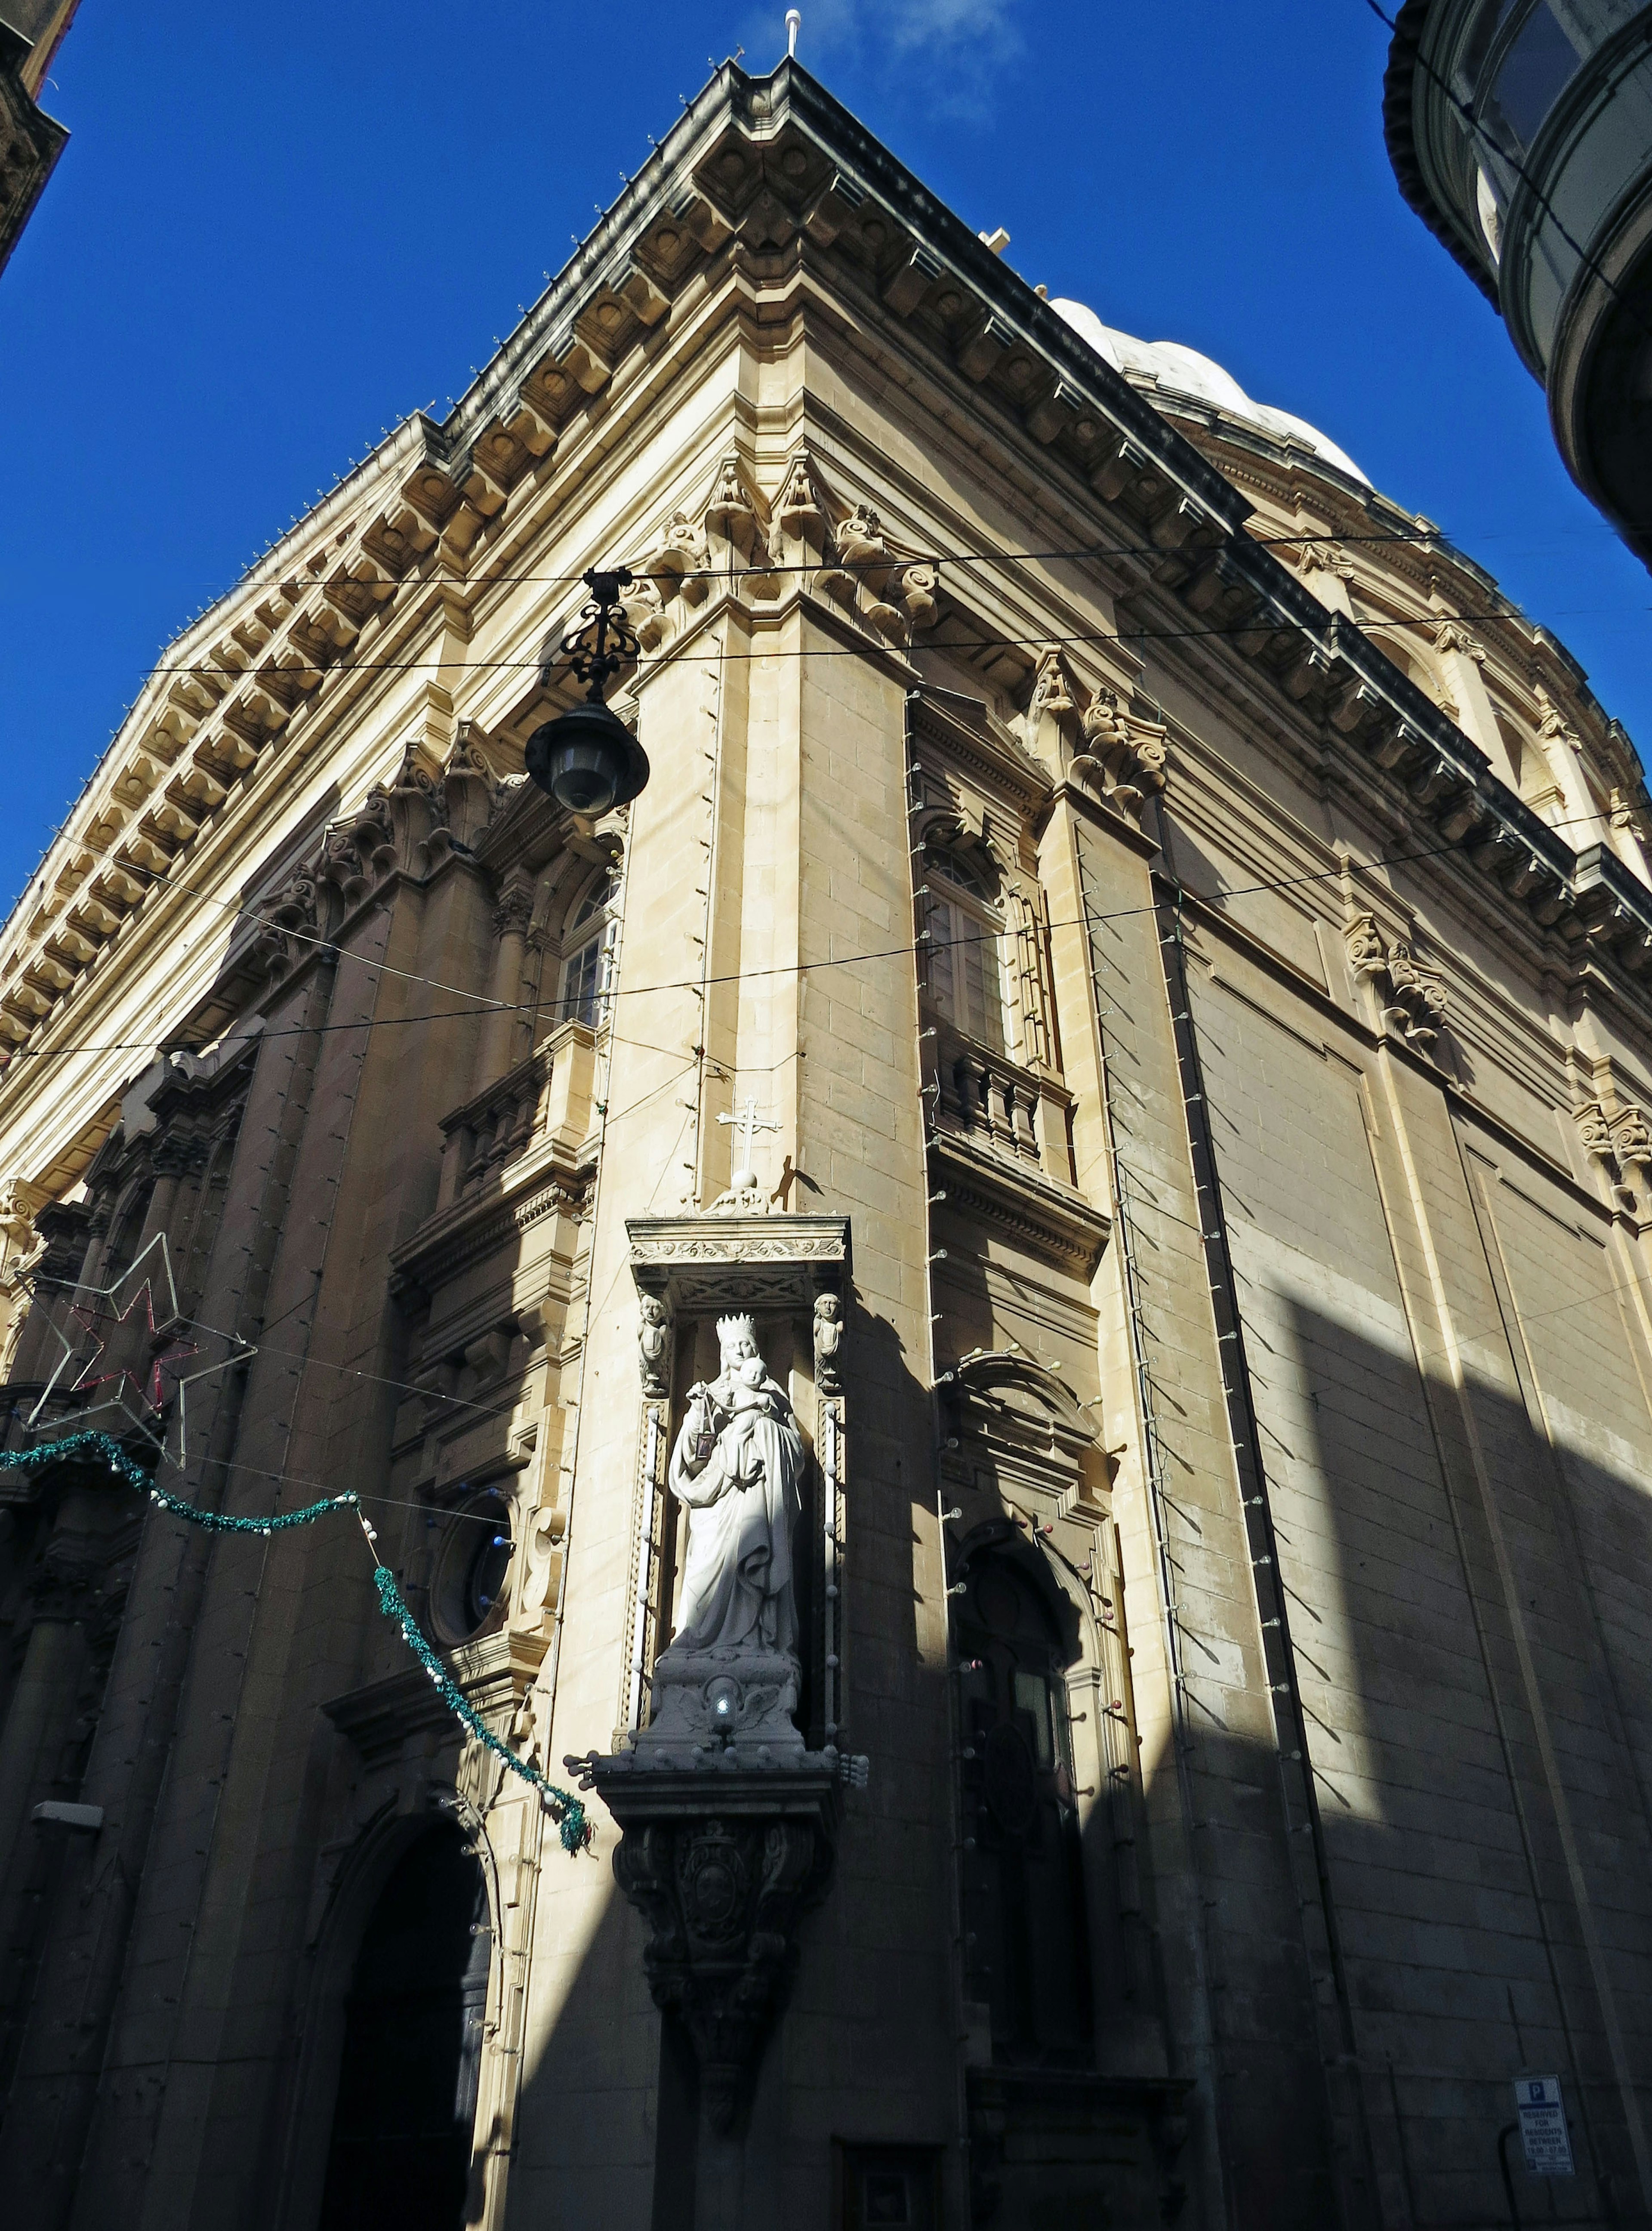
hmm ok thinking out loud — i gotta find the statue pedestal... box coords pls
[567,1751,842,2135]
[632,1643,807,1767]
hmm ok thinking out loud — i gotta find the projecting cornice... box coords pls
[7,55,1652,1080]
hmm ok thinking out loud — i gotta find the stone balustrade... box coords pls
[934,1026,1046,1168]
[434,1020,596,1212]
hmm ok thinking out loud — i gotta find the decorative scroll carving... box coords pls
[1344,912,1449,1053]
[1069,686,1168,815]
[1433,620,1485,663]
[1344,910,1387,981]
[1536,683,1583,757]
[629,453,937,656]
[1384,939,1449,1051]
[1575,1092,1652,1211]
[703,453,762,563]
[774,454,828,561]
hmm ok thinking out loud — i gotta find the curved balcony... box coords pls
[1387,0,1652,566]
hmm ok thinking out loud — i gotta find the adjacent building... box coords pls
[1385,0,1652,567]
[2,52,1652,2231]
[0,1,78,277]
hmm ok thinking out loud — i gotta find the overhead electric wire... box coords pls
[142,525,1497,602]
[0,805,1634,1070]
[83,599,1640,688]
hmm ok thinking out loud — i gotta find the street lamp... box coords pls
[525,567,651,816]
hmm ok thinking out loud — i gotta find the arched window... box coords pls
[100,1182,154,1287]
[925,849,1008,1054]
[956,1552,1092,2063]
[318,1825,490,2231]
[558,870,617,1030]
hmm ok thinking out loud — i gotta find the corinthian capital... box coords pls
[492,875,535,941]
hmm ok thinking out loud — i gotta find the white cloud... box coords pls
[745,0,1022,112]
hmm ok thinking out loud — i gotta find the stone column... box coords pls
[0,1498,101,1923]
[473,874,535,1090]
[141,1132,197,1255]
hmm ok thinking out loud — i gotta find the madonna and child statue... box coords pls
[636,1313,810,1763]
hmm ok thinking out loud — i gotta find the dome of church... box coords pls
[1051,297,1370,488]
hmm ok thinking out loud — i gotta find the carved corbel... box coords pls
[1344,913,1449,1052]
[636,509,709,629]
[1019,650,1081,769]
[0,1177,47,1282]
[702,454,764,570]
[436,724,501,851]
[601,1784,839,2133]
[385,742,442,867]
[897,562,938,635]
[1611,1103,1652,1176]
[620,569,668,653]
[1536,684,1583,758]
[833,504,895,601]
[1069,685,1168,815]
[1575,1083,1652,1210]
[774,453,829,571]
[1344,910,1387,983]
[1384,941,1448,1051]
[253,866,321,981]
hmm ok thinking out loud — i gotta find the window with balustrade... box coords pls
[924,849,1010,1054]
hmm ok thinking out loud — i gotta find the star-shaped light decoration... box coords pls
[21,1232,255,1466]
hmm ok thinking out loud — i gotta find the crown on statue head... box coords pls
[716,1313,758,1352]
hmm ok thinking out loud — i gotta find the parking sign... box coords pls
[1516,2076,1575,2177]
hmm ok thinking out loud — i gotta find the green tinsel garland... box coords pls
[7,1429,589,1854]
[370,1566,589,1853]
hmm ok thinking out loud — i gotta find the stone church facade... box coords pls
[0,54,1650,2231]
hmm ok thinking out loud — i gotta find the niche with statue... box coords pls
[565,1206,858,2135]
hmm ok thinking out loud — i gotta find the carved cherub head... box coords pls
[814,1294,840,1324]
[639,1295,667,1327]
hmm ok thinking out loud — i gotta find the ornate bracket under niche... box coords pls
[565,1210,854,2138]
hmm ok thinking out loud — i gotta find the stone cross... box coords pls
[717,1097,780,1190]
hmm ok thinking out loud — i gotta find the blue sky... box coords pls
[3,0,1646,913]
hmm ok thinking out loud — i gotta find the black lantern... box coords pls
[524,567,651,816]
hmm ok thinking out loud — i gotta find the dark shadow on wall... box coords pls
[1248,1295,1652,2231]
[501,1301,964,2231]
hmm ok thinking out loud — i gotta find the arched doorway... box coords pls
[318,1824,490,2231]
[956,1550,1093,2062]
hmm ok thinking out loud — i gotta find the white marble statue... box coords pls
[668,1315,805,1655]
